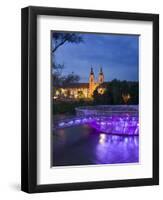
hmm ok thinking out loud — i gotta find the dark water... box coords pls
[52,125,139,167]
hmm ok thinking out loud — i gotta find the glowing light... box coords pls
[96,135,139,164]
[124,137,128,143]
[75,119,81,124]
[82,118,87,123]
[55,105,139,136]
[68,121,73,125]
[100,133,106,140]
[99,133,106,144]
[58,122,65,127]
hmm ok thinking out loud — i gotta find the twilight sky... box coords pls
[52,32,139,82]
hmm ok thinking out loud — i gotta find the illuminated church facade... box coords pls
[54,68,108,99]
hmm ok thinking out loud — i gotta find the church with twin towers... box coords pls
[54,67,108,99]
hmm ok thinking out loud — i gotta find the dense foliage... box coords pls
[53,99,94,115]
[93,79,138,105]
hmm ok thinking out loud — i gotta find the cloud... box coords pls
[52,32,139,81]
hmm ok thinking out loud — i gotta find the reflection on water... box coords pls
[52,125,139,167]
[96,133,138,164]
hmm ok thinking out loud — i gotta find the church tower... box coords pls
[89,67,95,97]
[98,67,104,84]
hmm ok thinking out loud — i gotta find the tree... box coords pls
[129,82,139,104]
[52,63,64,86]
[52,33,83,86]
[93,89,105,104]
[52,33,83,53]
[106,79,123,104]
[92,79,138,105]
[62,73,80,85]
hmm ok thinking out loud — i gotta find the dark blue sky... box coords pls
[52,32,139,82]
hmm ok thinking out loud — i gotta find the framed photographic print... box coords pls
[21,6,159,193]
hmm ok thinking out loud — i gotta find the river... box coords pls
[52,124,139,167]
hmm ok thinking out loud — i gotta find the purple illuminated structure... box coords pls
[54,105,139,136]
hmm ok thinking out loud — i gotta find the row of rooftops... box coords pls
[55,82,109,89]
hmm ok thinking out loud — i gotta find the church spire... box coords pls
[89,67,95,97]
[100,67,103,74]
[90,67,94,75]
[98,67,104,83]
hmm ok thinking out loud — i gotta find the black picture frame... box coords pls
[21,6,159,193]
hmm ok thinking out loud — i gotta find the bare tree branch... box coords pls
[52,37,68,53]
[52,33,83,53]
